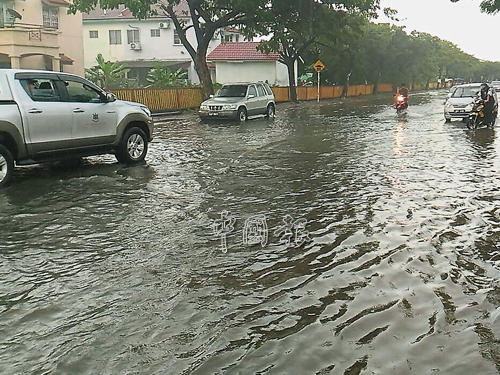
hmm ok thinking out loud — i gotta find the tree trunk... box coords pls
[194,54,214,100]
[373,71,381,94]
[285,59,297,103]
[340,72,351,98]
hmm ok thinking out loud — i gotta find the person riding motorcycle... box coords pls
[395,83,409,110]
[479,83,495,125]
[397,83,410,99]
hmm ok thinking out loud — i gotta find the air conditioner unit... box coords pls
[130,42,142,50]
[159,21,170,29]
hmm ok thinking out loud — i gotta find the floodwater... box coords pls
[2,90,500,374]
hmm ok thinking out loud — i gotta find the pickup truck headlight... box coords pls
[200,104,209,110]
[445,102,453,109]
[222,104,237,110]
[140,105,151,117]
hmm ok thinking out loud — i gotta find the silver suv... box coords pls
[199,82,275,122]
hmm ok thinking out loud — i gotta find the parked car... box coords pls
[444,83,498,122]
[199,82,275,122]
[0,69,154,187]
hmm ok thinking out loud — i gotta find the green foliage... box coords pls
[85,54,129,89]
[146,66,188,88]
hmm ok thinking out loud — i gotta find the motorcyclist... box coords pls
[397,83,410,98]
[479,83,495,125]
[395,83,409,110]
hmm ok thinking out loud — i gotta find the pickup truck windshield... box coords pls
[215,85,248,98]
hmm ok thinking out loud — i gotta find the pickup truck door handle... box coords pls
[72,108,85,113]
[28,109,42,114]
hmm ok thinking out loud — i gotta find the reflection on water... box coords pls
[2,92,500,374]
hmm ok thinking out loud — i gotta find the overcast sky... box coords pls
[376,0,500,62]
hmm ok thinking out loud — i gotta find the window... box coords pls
[89,30,98,39]
[223,34,233,43]
[0,1,15,28]
[173,29,181,45]
[21,78,61,102]
[151,29,160,38]
[263,83,273,96]
[256,84,266,97]
[248,85,257,97]
[43,6,58,29]
[63,80,102,103]
[109,30,122,45]
[127,29,140,44]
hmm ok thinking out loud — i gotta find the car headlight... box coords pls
[445,102,453,109]
[140,105,151,117]
[222,104,237,110]
[200,104,209,110]
[465,104,473,111]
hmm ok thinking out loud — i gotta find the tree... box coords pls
[249,0,380,102]
[146,66,188,88]
[70,0,268,99]
[85,53,129,89]
[450,0,500,14]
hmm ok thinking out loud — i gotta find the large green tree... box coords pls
[451,0,500,14]
[70,0,268,99]
[249,0,380,102]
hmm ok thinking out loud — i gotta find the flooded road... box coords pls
[2,90,500,374]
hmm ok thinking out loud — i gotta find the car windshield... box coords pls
[215,85,248,98]
[451,86,480,98]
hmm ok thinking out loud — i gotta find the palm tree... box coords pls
[85,54,130,89]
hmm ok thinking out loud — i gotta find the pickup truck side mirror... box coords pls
[248,94,255,99]
[106,92,116,103]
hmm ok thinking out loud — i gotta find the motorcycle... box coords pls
[395,94,408,112]
[466,97,490,129]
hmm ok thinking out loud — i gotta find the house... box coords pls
[82,2,246,87]
[0,0,84,74]
[207,42,296,86]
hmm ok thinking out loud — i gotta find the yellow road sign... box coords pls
[314,60,325,72]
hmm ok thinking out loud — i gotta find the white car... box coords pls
[444,83,498,122]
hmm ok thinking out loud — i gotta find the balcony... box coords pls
[0,25,59,57]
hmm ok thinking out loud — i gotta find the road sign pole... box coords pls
[317,71,320,103]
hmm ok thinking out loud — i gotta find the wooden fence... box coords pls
[110,82,432,112]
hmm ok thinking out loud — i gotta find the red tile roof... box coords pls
[207,42,280,61]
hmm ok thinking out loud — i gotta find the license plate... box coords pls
[209,112,219,116]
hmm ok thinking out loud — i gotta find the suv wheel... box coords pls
[116,127,148,164]
[0,145,14,188]
[237,108,247,122]
[266,104,275,118]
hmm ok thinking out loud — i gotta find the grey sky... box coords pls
[377,0,500,62]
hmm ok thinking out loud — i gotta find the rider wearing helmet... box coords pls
[397,83,410,98]
[480,83,495,125]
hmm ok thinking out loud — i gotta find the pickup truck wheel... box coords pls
[116,127,148,164]
[0,145,14,188]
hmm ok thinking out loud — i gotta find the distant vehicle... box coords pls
[491,80,500,91]
[444,83,498,122]
[453,78,465,86]
[0,69,154,187]
[199,82,275,122]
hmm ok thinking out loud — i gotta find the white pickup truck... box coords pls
[0,69,154,187]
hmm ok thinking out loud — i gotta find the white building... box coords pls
[207,42,296,86]
[82,2,246,86]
